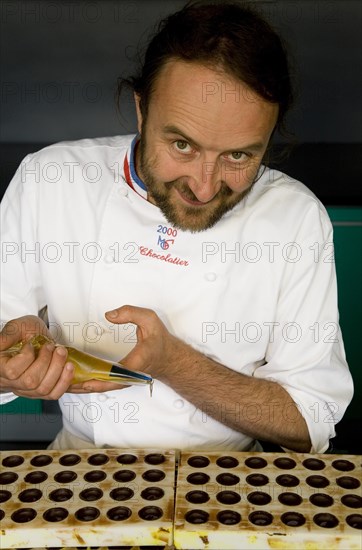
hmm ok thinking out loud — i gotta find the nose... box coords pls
[187,159,222,203]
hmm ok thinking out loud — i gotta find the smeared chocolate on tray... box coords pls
[0,448,361,549]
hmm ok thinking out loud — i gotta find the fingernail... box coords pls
[46,343,55,352]
[66,362,74,371]
[56,346,67,357]
[106,310,118,318]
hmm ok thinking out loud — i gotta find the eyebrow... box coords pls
[163,125,265,153]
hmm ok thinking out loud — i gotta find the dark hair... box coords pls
[117,0,294,135]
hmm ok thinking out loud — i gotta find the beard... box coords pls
[136,135,254,233]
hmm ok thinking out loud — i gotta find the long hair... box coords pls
[116,0,294,137]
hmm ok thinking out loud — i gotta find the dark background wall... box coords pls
[0,0,361,203]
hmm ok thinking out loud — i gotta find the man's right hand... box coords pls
[0,315,74,400]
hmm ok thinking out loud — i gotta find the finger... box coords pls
[14,359,75,400]
[40,361,75,400]
[7,341,57,390]
[105,305,158,331]
[0,316,50,351]
[29,346,71,397]
[68,380,127,393]
[10,345,69,397]
[20,316,51,342]
[0,320,25,351]
[0,342,37,382]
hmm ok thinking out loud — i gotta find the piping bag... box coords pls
[2,335,154,396]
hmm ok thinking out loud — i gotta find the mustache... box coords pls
[164,178,234,201]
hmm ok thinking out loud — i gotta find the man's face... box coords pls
[134,60,278,232]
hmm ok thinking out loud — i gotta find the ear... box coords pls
[134,92,143,134]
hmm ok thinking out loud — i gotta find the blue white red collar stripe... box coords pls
[123,135,148,199]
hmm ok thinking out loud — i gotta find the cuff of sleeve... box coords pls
[281,387,336,454]
[0,392,19,405]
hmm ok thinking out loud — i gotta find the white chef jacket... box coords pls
[0,134,353,453]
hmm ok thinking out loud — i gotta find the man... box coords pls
[0,1,353,453]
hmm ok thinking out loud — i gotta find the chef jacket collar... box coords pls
[123,135,148,200]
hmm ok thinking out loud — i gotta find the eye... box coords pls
[225,151,248,163]
[174,140,193,154]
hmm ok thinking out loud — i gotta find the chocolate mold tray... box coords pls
[174,451,362,549]
[0,449,175,548]
[1,449,361,549]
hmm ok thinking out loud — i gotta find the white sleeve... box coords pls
[254,202,354,453]
[0,392,19,405]
[0,153,46,320]
[1,154,47,405]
